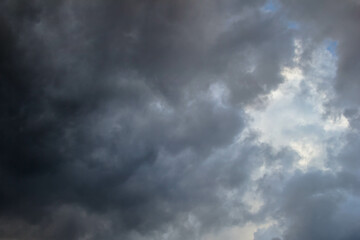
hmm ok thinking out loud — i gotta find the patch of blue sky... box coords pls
[325,39,338,56]
[287,21,300,30]
[261,0,280,13]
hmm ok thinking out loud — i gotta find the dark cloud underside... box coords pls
[1,0,360,240]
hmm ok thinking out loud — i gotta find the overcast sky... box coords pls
[1,0,360,240]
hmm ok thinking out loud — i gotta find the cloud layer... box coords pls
[0,0,359,239]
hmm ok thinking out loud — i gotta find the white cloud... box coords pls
[246,39,348,172]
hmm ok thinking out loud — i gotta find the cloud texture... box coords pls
[0,0,359,239]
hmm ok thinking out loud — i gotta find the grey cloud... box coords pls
[6,0,360,239]
[280,172,360,240]
[0,0,295,239]
[243,2,360,239]
[4,0,360,240]
[279,0,360,105]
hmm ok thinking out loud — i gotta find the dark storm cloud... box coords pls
[254,163,360,240]
[0,0,295,239]
[271,170,360,240]
[3,0,360,240]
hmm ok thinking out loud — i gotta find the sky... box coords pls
[0,0,360,240]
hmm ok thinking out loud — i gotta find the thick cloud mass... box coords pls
[0,0,292,239]
[0,0,360,240]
